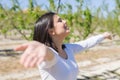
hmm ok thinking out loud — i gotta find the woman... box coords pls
[14,12,112,80]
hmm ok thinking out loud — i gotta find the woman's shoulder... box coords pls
[64,43,77,49]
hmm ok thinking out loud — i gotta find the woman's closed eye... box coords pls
[58,18,62,22]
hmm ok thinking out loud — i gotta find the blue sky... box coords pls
[0,0,116,13]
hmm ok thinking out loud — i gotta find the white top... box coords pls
[38,34,104,80]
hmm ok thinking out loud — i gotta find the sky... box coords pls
[0,0,116,15]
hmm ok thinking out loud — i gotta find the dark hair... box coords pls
[33,12,65,51]
[33,12,56,49]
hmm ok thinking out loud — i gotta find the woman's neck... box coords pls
[52,37,63,51]
[54,41,63,51]
[52,37,68,59]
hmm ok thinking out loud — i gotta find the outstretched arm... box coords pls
[14,41,55,68]
[68,32,112,54]
[78,32,112,49]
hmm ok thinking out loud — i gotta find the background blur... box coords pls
[0,1,120,80]
[0,0,120,42]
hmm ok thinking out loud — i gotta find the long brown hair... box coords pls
[33,12,56,49]
[33,12,65,51]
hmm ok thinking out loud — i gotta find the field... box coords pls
[0,39,120,80]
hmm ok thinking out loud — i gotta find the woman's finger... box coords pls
[20,46,35,64]
[23,54,35,68]
[37,57,44,66]
[29,57,39,67]
[14,43,29,51]
[22,51,39,68]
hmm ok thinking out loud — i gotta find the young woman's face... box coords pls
[52,15,70,38]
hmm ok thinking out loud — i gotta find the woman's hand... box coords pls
[103,32,112,40]
[14,41,54,68]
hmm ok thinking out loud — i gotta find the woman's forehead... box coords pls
[54,15,60,20]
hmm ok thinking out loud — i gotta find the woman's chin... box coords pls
[65,30,70,36]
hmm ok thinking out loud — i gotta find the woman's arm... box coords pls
[14,41,55,68]
[77,32,112,49]
[68,32,112,54]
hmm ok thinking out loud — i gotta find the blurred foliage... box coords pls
[0,0,120,42]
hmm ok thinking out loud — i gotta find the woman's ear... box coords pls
[48,29,55,36]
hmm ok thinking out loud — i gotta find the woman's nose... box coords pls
[63,20,66,24]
